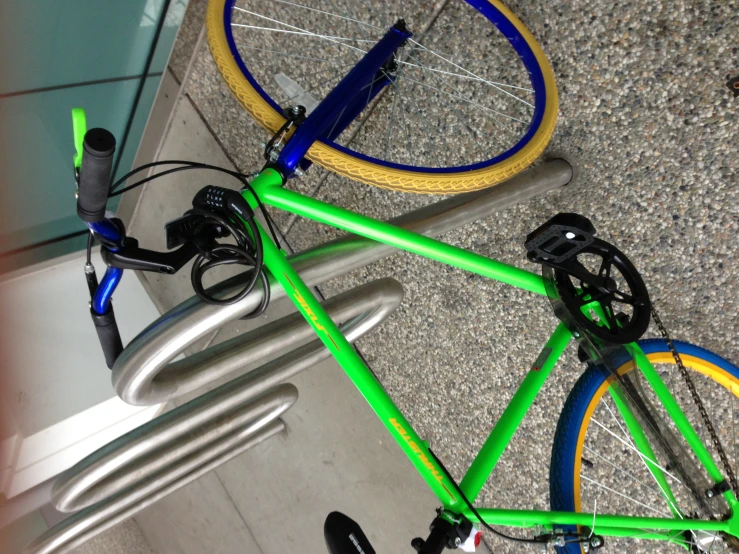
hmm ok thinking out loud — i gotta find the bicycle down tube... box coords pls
[241,169,739,542]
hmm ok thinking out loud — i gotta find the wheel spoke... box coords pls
[327,70,384,140]
[395,79,416,166]
[327,106,348,139]
[233,7,369,55]
[231,23,378,44]
[239,46,353,64]
[583,445,666,500]
[580,475,672,517]
[630,529,718,551]
[392,68,496,148]
[329,72,388,143]
[399,60,534,93]
[405,51,524,129]
[384,80,400,161]
[326,0,373,43]
[585,441,684,518]
[378,0,388,29]
[258,0,383,31]
[708,533,717,553]
[408,39,534,106]
[590,416,683,484]
[383,69,468,163]
[601,398,637,447]
[382,64,418,162]
[399,75,525,125]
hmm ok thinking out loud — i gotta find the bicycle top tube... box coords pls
[274,20,412,177]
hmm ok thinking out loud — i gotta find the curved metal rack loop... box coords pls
[25,279,404,554]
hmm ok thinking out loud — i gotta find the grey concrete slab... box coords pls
[74,520,154,554]
[0,510,48,554]
[135,472,263,554]
[190,281,445,553]
[211,353,441,554]
[3,513,153,554]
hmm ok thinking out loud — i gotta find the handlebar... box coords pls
[77,128,115,223]
[73,114,265,369]
[75,125,124,368]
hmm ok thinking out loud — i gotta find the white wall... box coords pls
[0,250,162,510]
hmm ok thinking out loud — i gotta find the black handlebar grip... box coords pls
[77,128,116,223]
[90,306,124,369]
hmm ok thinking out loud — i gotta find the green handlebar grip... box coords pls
[72,108,87,170]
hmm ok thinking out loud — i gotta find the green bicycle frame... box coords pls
[242,168,739,543]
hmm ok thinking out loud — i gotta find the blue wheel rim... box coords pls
[223,0,548,173]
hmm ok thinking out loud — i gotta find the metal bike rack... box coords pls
[24,279,403,554]
[24,159,572,553]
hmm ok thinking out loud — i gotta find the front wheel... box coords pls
[206,0,558,193]
[550,339,739,553]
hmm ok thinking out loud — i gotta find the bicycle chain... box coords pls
[651,306,739,497]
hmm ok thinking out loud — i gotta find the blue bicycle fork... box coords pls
[274,20,412,176]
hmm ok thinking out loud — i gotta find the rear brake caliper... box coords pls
[263,105,307,163]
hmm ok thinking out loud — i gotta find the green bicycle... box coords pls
[62,0,739,552]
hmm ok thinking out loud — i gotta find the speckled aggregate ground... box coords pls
[179,0,739,551]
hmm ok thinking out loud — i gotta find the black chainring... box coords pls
[552,238,651,344]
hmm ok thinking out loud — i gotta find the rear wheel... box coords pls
[206,0,558,193]
[550,340,739,553]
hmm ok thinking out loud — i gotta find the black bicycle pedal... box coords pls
[525,213,596,264]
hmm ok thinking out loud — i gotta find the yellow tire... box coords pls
[206,0,558,194]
